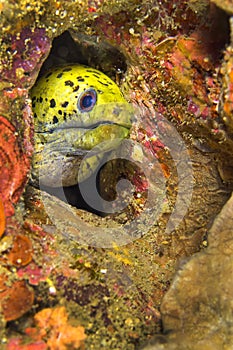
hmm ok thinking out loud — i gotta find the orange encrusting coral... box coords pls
[0,277,34,322]
[222,60,233,117]
[0,116,31,217]
[7,234,33,267]
[0,196,5,237]
[31,306,87,350]
[6,306,86,349]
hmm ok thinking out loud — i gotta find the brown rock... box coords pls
[142,192,233,349]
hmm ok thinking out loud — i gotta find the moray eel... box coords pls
[30,64,133,187]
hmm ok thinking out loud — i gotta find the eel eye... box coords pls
[78,88,97,112]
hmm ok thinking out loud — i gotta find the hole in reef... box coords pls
[38,30,127,81]
[33,30,129,215]
[41,166,105,216]
[41,157,148,221]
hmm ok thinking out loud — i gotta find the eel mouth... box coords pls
[35,121,131,137]
[55,120,131,131]
[35,102,134,134]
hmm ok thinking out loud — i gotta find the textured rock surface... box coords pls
[142,192,233,349]
[0,0,233,349]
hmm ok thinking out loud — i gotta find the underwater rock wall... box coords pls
[0,0,233,349]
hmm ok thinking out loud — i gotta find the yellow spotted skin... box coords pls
[30,64,133,187]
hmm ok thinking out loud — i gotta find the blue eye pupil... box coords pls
[82,95,93,108]
[78,89,97,112]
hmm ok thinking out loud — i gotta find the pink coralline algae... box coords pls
[1,28,51,87]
